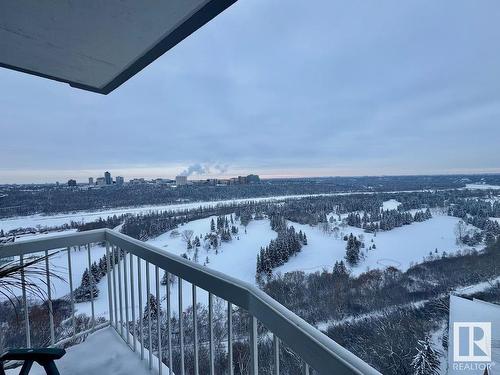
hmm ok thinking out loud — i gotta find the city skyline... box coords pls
[3,168,500,185]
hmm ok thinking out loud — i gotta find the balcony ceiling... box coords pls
[0,0,236,94]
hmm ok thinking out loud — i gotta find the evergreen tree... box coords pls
[345,234,361,266]
[74,268,99,302]
[221,229,232,242]
[411,336,441,375]
[332,260,349,278]
[256,225,306,275]
[194,236,201,247]
[143,294,160,321]
[161,271,175,286]
[91,262,101,283]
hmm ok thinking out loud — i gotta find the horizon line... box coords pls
[2,170,500,186]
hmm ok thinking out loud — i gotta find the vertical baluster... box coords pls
[209,293,214,375]
[146,262,152,369]
[86,244,95,330]
[124,251,130,344]
[105,243,113,326]
[156,266,162,375]
[192,284,199,375]
[112,246,118,330]
[67,247,76,338]
[130,254,136,352]
[273,334,280,375]
[118,247,124,337]
[166,272,172,374]
[137,257,144,360]
[303,363,310,375]
[44,250,55,345]
[250,316,258,375]
[178,277,185,375]
[228,302,233,375]
[20,255,31,347]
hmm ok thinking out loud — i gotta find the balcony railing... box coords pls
[0,229,380,374]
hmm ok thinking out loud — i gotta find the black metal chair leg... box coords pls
[19,360,33,375]
[39,360,60,375]
[0,348,65,375]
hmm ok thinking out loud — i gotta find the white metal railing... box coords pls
[0,229,381,375]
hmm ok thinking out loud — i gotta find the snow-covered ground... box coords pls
[382,199,401,210]
[75,214,276,319]
[148,216,276,284]
[277,215,474,276]
[1,210,479,323]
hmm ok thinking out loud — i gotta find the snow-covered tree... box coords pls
[143,294,161,321]
[345,234,362,266]
[411,335,441,375]
[74,268,99,302]
[161,271,176,286]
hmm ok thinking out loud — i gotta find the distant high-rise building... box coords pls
[67,179,77,187]
[104,171,112,185]
[88,177,94,185]
[176,175,188,186]
[115,176,124,185]
[96,177,106,186]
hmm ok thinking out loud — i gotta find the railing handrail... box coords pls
[0,229,106,257]
[0,229,381,375]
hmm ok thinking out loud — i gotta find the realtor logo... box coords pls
[453,322,492,362]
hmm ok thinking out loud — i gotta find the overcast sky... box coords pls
[1,0,500,183]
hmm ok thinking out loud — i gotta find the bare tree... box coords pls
[181,229,194,243]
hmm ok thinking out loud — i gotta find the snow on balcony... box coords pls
[5,327,159,375]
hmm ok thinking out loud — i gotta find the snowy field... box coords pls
[382,199,401,210]
[277,215,474,276]
[3,210,478,323]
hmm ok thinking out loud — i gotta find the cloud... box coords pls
[179,163,230,177]
[180,164,210,176]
